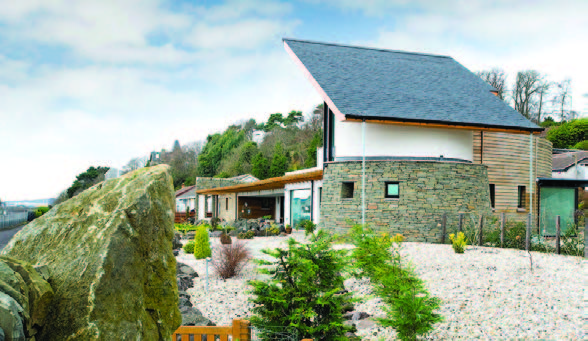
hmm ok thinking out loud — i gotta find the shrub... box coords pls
[175,223,198,233]
[212,240,251,279]
[220,232,232,245]
[483,221,526,249]
[449,232,467,253]
[268,224,280,236]
[350,224,393,279]
[573,140,588,150]
[303,220,316,235]
[237,230,255,239]
[249,231,352,341]
[193,225,211,259]
[183,241,195,253]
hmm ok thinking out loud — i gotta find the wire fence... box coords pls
[0,211,29,229]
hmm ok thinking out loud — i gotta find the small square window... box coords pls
[385,182,400,198]
[341,182,354,199]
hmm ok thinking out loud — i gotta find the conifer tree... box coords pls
[193,225,211,259]
[269,142,288,177]
[251,152,269,180]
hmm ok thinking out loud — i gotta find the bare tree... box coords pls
[477,69,507,100]
[552,79,572,121]
[122,157,148,174]
[512,70,547,122]
[534,81,552,124]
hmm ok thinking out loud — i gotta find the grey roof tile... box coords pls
[284,38,542,132]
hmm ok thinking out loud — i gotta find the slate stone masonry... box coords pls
[320,161,492,242]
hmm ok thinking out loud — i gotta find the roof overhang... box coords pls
[537,177,588,187]
[196,170,323,195]
[345,116,543,135]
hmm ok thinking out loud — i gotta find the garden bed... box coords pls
[176,233,585,340]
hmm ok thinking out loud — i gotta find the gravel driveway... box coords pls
[176,232,586,340]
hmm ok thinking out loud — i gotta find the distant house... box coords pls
[251,130,267,144]
[552,151,588,179]
[176,186,196,213]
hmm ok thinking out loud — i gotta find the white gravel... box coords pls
[176,232,587,340]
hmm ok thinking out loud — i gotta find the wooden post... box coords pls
[232,319,250,341]
[525,214,531,251]
[441,213,447,244]
[500,212,505,248]
[478,215,484,246]
[584,219,588,258]
[458,213,463,233]
[555,215,561,255]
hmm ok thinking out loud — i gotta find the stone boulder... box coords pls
[172,232,183,250]
[0,256,54,340]
[2,165,181,341]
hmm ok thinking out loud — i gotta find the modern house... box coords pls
[194,38,558,241]
[176,185,196,213]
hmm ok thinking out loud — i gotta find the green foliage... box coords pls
[34,206,50,218]
[573,140,588,150]
[482,221,526,250]
[183,241,195,254]
[305,132,323,168]
[264,113,284,131]
[449,232,467,253]
[269,142,289,178]
[350,225,442,340]
[214,171,231,178]
[283,110,303,126]
[546,118,588,149]
[197,128,246,177]
[251,152,270,180]
[66,166,110,198]
[303,220,316,235]
[237,230,255,239]
[194,225,212,259]
[540,116,557,127]
[249,231,352,341]
[175,223,199,233]
[268,224,280,236]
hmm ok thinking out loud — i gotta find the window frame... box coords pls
[384,181,400,199]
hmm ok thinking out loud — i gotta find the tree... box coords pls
[546,118,588,149]
[269,142,288,178]
[122,157,147,174]
[305,132,323,168]
[477,69,507,100]
[251,152,269,180]
[249,231,352,341]
[66,166,110,198]
[512,70,546,123]
[283,110,304,127]
[264,113,284,131]
[541,116,557,127]
[552,79,572,121]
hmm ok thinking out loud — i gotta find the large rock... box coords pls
[1,165,181,341]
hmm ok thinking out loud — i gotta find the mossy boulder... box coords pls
[2,165,181,341]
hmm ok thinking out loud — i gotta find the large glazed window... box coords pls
[291,189,312,228]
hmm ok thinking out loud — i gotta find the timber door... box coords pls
[540,187,576,236]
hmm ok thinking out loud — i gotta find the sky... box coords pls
[1,0,587,201]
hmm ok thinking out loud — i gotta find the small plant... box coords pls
[285,224,292,234]
[268,224,280,236]
[303,220,316,235]
[237,230,255,239]
[212,240,251,279]
[193,225,211,259]
[182,240,195,254]
[262,215,272,219]
[175,223,199,233]
[449,232,467,253]
[220,232,232,245]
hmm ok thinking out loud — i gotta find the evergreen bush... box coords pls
[193,225,212,259]
[183,241,195,254]
[249,230,352,341]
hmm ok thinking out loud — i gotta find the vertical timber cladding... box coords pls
[473,132,552,219]
[320,161,492,242]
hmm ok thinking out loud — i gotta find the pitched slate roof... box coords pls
[552,151,588,171]
[284,38,542,132]
[175,185,195,198]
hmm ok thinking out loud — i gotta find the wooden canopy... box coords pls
[195,170,323,195]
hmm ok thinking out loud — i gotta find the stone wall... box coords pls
[320,161,492,242]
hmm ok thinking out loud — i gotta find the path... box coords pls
[0,224,26,250]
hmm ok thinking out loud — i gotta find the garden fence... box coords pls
[0,211,29,229]
[173,319,311,341]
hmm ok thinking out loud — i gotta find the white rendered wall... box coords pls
[218,194,237,222]
[334,121,474,161]
[552,164,588,179]
[198,195,205,220]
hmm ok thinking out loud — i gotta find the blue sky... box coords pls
[1,0,587,201]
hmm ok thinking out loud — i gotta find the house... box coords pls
[194,38,556,241]
[175,185,196,213]
[251,130,267,144]
[284,38,549,241]
[552,151,588,179]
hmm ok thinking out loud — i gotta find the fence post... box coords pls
[525,214,531,251]
[441,213,447,244]
[478,215,484,246]
[584,219,588,258]
[500,212,505,248]
[458,213,463,233]
[232,319,251,341]
[555,215,561,255]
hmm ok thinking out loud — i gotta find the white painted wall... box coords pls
[552,163,588,179]
[334,121,474,161]
[198,195,205,220]
[218,193,237,222]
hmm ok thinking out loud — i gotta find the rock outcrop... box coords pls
[2,165,181,341]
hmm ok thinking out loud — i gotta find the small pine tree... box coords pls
[249,230,352,341]
[305,132,323,168]
[269,142,288,178]
[193,225,211,259]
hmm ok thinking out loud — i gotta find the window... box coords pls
[385,182,400,198]
[518,186,526,209]
[489,184,495,208]
[291,189,312,228]
[341,182,354,199]
[226,198,229,210]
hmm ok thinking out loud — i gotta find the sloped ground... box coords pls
[177,232,586,340]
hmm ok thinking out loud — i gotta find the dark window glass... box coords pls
[489,184,495,208]
[518,186,526,208]
[341,182,354,199]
